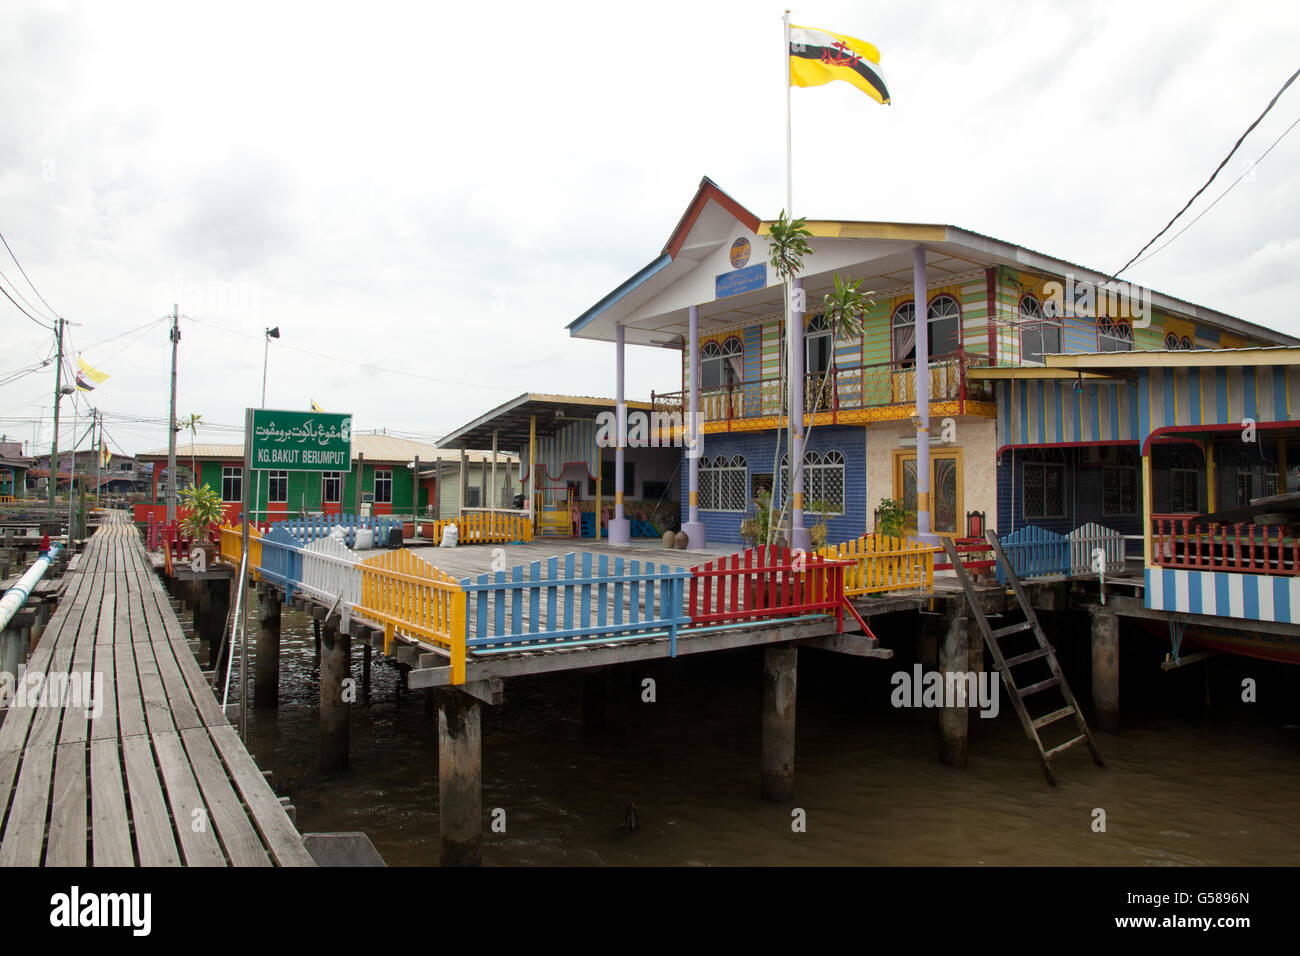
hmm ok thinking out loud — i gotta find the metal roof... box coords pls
[436,393,653,451]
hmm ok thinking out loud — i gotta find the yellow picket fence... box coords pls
[356,548,468,684]
[818,534,940,596]
[217,523,263,579]
[426,511,534,545]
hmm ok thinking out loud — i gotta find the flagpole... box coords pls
[784,10,792,217]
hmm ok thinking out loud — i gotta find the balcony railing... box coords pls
[652,355,992,426]
[1151,514,1300,576]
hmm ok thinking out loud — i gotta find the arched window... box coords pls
[1023,448,1066,519]
[699,454,747,512]
[781,450,846,516]
[805,313,833,376]
[1180,335,1193,350]
[1020,294,1062,364]
[892,296,962,364]
[1170,450,1199,513]
[1098,316,1134,352]
[700,337,743,391]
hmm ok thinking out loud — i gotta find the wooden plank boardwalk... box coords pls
[0,512,314,867]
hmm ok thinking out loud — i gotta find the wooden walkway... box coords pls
[0,513,314,867]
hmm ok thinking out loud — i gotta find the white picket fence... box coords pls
[1067,522,1125,576]
[299,533,363,615]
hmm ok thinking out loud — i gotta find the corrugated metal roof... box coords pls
[137,436,515,464]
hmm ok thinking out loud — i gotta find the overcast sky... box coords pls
[2,0,1298,457]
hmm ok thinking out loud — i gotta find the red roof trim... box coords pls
[663,177,761,260]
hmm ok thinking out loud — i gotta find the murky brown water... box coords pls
[239,609,1300,866]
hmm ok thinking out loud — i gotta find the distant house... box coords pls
[134,434,518,522]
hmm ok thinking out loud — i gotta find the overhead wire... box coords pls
[0,228,62,321]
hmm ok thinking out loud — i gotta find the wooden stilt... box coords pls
[761,645,797,802]
[254,587,280,709]
[1090,607,1119,733]
[940,612,970,767]
[437,688,482,866]
[318,622,351,772]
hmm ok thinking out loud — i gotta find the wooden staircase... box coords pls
[941,531,1105,785]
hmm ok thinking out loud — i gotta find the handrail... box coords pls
[1151,514,1299,576]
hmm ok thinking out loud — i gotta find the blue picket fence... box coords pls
[274,514,399,548]
[460,552,692,656]
[996,525,1070,583]
[258,525,306,597]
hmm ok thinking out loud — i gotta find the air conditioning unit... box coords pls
[1081,445,1119,466]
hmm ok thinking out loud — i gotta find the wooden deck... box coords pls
[0,512,314,867]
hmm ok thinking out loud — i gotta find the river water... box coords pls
[239,608,1300,866]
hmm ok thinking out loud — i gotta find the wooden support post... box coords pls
[581,668,607,730]
[313,618,321,665]
[29,602,49,649]
[939,612,970,768]
[254,588,281,709]
[319,622,351,772]
[1,626,25,686]
[966,615,984,738]
[197,580,229,673]
[1090,606,1120,733]
[918,614,938,669]
[362,642,372,699]
[437,688,482,866]
[761,645,797,802]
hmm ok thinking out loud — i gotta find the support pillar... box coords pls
[761,645,797,801]
[682,304,706,549]
[319,621,351,772]
[913,245,934,542]
[196,581,229,673]
[362,642,372,699]
[917,614,939,669]
[966,615,985,737]
[608,323,631,545]
[789,278,811,552]
[254,588,281,709]
[437,688,482,866]
[1091,607,1119,733]
[313,618,321,666]
[939,612,970,767]
[1,626,25,685]
[29,602,49,647]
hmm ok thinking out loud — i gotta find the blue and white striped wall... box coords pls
[1145,567,1300,624]
[1139,365,1296,434]
[994,378,1140,448]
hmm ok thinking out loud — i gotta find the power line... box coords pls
[0,281,54,330]
[1117,65,1300,276]
[0,228,61,321]
[1127,112,1300,271]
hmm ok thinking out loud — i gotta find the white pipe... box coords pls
[0,544,62,633]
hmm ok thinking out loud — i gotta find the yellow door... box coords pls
[893,449,964,536]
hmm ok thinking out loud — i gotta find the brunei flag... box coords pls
[75,354,109,392]
[311,399,324,412]
[99,439,111,469]
[789,24,890,105]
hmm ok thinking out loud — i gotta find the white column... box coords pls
[609,324,631,545]
[914,245,934,541]
[682,305,705,548]
[789,278,810,552]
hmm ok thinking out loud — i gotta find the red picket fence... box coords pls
[687,546,849,631]
[1151,515,1300,576]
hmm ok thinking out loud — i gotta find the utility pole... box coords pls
[166,304,180,523]
[93,408,103,508]
[48,317,64,509]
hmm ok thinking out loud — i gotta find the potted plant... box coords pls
[809,498,833,550]
[179,482,224,563]
[876,497,908,541]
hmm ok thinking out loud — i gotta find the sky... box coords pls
[2,0,1298,458]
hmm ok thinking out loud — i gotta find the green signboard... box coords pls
[250,409,352,472]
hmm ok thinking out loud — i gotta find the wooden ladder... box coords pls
[940,531,1105,785]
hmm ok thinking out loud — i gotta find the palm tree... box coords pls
[179,413,203,488]
[764,210,812,545]
[773,273,874,539]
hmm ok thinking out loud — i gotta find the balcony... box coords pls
[1151,515,1300,576]
[651,355,994,429]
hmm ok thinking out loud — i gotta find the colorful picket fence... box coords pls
[217,523,263,579]
[995,525,1070,583]
[357,549,467,681]
[462,552,690,657]
[427,511,533,545]
[257,525,305,596]
[300,534,362,609]
[818,534,940,596]
[688,546,847,630]
[253,514,399,549]
[1068,522,1125,576]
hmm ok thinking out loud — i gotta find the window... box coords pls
[780,450,846,515]
[700,338,743,391]
[892,296,961,364]
[805,313,833,376]
[322,472,342,504]
[465,487,481,507]
[1098,316,1133,352]
[589,460,634,496]
[699,455,747,512]
[1019,295,1062,364]
[1263,461,1279,498]
[1235,453,1253,508]
[1102,449,1138,516]
[1023,449,1066,519]
[268,470,288,503]
[1170,451,1199,513]
[374,469,392,504]
[221,466,242,503]
[1164,332,1195,350]
[642,479,670,502]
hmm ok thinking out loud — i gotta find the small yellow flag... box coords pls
[789,24,890,105]
[311,399,324,412]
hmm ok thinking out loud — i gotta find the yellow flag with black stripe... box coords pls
[789,24,890,105]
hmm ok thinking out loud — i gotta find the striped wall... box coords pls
[994,378,1141,449]
[1146,567,1300,625]
[520,419,598,482]
[996,365,1297,450]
